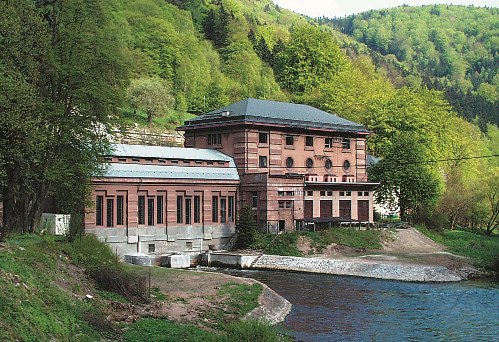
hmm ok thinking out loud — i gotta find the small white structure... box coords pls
[161,254,191,269]
[40,214,70,235]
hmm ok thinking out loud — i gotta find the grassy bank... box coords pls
[251,228,384,256]
[0,234,289,341]
[417,226,499,271]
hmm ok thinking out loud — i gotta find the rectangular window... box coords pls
[346,191,351,196]
[147,198,154,226]
[157,196,163,224]
[325,137,333,148]
[306,190,313,196]
[148,244,155,253]
[259,132,268,144]
[327,191,333,196]
[228,196,234,222]
[96,196,103,226]
[358,191,363,196]
[212,196,218,222]
[186,241,193,250]
[117,196,124,226]
[106,199,113,227]
[176,196,183,224]
[138,196,145,225]
[220,198,227,223]
[194,196,201,223]
[320,191,326,196]
[306,136,313,147]
[285,135,294,145]
[286,201,292,209]
[339,191,345,197]
[364,191,369,196]
[185,198,192,224]
[278,201,285,209]
[342,138,351,149]
[259,156,267,168]
[251,192,258,209]
[208,133,222,145]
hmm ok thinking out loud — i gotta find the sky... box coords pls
[272,0,499,18]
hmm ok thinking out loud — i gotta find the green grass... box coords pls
[251,228,383,256]
[0,234,102,341]
[417,226,499,270]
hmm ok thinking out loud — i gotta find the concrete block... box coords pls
[161,254,191,269]
[124,253,153,266]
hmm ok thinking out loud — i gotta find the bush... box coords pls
[91,267,149,304]
[225,320,291,342]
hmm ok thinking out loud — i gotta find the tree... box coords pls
[368,133,441,222]
[234,206,257,250]
[128,77,173,125]
[0,0,128,239]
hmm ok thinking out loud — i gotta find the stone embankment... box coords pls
[251,254,467,282]
[245,282,292,325]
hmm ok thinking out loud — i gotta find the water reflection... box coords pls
[216,269,499,342]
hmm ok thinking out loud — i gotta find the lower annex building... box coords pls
[85,99,377,254]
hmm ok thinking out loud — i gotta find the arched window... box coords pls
[286,157,294,168]
[343,160,351,171]
[306,158,314,169]
[325,159,332,170]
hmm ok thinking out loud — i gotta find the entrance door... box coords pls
[278,220,285,232]
[304,200,313,218]
[339,200,351,219]
[358,200,369,221]
[320,200,332,218]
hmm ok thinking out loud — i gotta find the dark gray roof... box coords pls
[180,98,368,133]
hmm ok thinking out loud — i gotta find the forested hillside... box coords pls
[1,0,497,237]
[330,5,499,130]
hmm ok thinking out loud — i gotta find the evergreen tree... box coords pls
[234,206,257,250]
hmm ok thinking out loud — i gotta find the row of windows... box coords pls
[282,157,351,171]
[96,194,234,227]
[305,191,371,197]
[282,135,351,149]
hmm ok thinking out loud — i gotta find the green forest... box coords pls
[0,0,498,237]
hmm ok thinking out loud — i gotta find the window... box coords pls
[278,191,294,196]
[305,136,313,147]
[212,196,218,222]
[138,196,145,225]
[346,191,351,196]
[228,196,234,222]
[251,192,258,208]
[194,196,201,223]
[285,135,294,145]
[327,191,333,196]
[186,241,193,250]
[207,133,222,145]
[286,157,294,168]
[325,159,332,170]
[358,191,363,196]
[96,196,103,226]
[306,190,313,196]
[185,198,192,224]
[148,244,155,253]
[220,198,227,223]
[343,160,351,171]
[117,196,124,226]
[259,156,268,168]
[339,191,345,197]
[176,196,183,223]
[259,132,268,144]
[279,201,292,209]
[147,198,154,226]
[157,196,163,224]
[325,138,333,148]
[306,158,314,169]
[106,199,113,227]
[320,191,326,197]
[342,138,351,150]
[364,192,369,196]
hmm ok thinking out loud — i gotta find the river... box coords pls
[219,269,499,341]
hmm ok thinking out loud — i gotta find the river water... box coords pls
[219,269,499,341]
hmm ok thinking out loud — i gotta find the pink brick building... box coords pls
[85,98,377,254]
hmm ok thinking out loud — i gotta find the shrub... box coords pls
[225,320,292,342]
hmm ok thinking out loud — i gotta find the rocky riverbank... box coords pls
[250,254,479,282]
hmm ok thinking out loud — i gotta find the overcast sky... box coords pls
[272,0,499,18]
